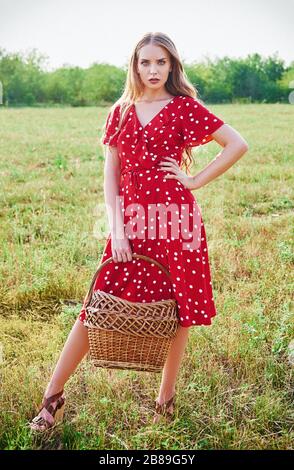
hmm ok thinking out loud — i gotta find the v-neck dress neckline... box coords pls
[133,96,177,130]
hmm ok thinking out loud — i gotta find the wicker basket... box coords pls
[83,253,179,372]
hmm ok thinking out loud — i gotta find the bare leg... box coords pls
[44,318,90,398]
[156,325,190,409]
[29,318,90,429]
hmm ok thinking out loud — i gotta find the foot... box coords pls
[153,390,176,424]
[28,389,65,432]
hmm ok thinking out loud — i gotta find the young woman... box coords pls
[28,31,248,431]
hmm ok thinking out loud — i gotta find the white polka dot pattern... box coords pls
[180,96,225,148]
[79,96,224,328]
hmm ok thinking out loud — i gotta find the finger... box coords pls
[123,251,132,262]
[159,162,172,168]
[159,168,176,175]
[121,251,128,263]
[163,157,177,165]
[159,165,174,171]
[164,174,176,178]
[161,161,177,170]
[159,161,175,166]
[116,250,123,262]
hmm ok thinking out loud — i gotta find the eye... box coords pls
[141,60,166,65]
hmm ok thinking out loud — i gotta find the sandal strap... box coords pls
[39,390,64,411]
[155,394,175,415]
[46,397,65,415]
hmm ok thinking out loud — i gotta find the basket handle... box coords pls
[82,253,172,310]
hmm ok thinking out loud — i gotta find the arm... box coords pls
[103,145,133,263]
[191,124,249,190]
[103,145,125,238]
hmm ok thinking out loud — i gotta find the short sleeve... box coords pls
[102,104,121,146]
[180,96,225,148]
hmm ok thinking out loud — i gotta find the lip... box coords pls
[149,79,160,82]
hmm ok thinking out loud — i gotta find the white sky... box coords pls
[0,0,293,71]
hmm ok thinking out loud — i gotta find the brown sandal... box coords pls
[28,389,66,433]
[153,393,176,424]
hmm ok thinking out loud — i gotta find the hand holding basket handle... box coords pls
[110,234,133,263]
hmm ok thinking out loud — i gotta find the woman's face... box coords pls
[137,44,172,91]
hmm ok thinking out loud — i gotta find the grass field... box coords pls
[0,103,293,450]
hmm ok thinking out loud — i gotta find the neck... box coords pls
[140,88,172,102]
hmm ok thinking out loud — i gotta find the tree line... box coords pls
[0,47,293,106]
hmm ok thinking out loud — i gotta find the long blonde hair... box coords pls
[100,31,201,174]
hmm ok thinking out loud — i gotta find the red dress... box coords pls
[78,95,225,327]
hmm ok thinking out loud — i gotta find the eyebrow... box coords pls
[140,57,167,61]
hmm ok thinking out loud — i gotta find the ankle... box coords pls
[157,388,176,403]
[44,382,64,399]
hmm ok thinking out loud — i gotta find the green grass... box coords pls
[0,104,293,450]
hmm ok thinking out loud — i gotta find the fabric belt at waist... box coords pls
[121,166,159,190]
